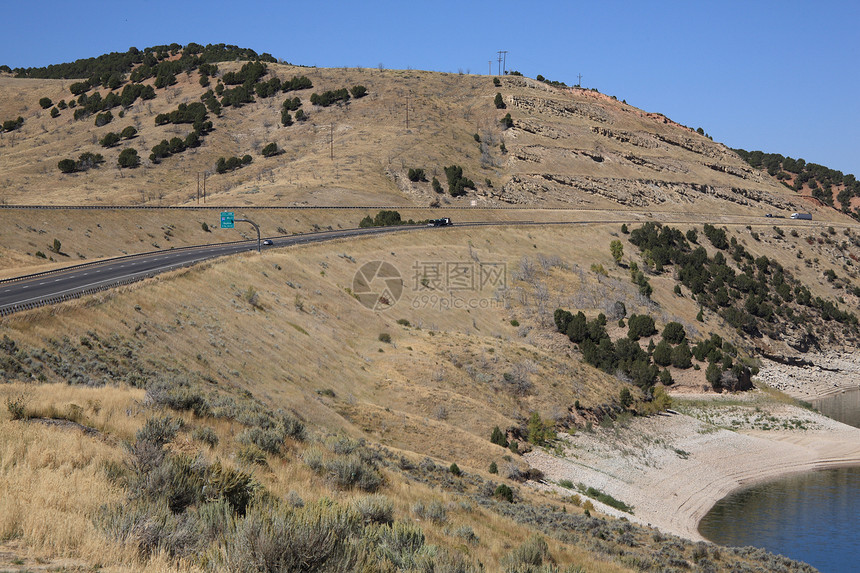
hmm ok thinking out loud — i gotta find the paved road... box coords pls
[0,224,437,316]
[0,214,841,317]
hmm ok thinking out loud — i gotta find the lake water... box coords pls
[698,390,860,573]
[698,467,860,572]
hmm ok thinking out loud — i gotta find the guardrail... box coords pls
[0,237,256,285]
[0,265,180,317]
[0,224,430,318]
[0,204,631,212]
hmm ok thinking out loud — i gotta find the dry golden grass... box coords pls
[3,222,857,459]
[0,63,828,219]
[0,383,137,566]
[0,217,857,570]
[4,56,856,572]
[0,205,644,276]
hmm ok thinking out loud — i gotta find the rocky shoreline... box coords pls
[524,358,860,542]
[755,352,860,401]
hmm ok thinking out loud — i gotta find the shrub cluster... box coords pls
[443,165,475,197]
[261,142,280,157]
[310,88,351,107]
[359,210,414,228]
[735,148,860,216]
[2,116,24,132]
[155,102,209,126]
[304,437,384,493]
[555,307,687,391]
[70,84,155,120]
[281,97,303,126]
[221,61,268,86]
[150,102,211,163]
[57,151,104,173]
[99,126,137,148]
[490,426,508,447]
[282,96,301,111]
[628,222,858,340]
[218,83,255,108]
[282,75,313,92]
[215,155,253,174]
[117,148,140,168]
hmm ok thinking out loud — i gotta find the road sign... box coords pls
[220,211,234,229]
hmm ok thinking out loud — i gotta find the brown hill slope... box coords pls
[1,221,854,571]
[0,64,826,216]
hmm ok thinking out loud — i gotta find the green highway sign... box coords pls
[220,211,234,229]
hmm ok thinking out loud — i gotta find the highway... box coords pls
[0,224,436,317]
[0,213,840,318]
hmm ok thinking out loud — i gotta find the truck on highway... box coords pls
[428,217,452,227]
[790,213,812,220]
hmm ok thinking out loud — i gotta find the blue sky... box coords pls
[3,0,858,176]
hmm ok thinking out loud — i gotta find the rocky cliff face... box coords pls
[487,79,813,214]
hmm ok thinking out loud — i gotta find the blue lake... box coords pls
[698,389,860,573]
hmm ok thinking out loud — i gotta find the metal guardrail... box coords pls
[0,204,631,212]
[0,237,255,285]
[0,266,173,317]
[0,224,430,318]
[2,216,851,319]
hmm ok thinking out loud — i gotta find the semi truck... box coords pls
[790,213,812,220]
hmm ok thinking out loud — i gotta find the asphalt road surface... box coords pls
[0,214,836,317]
[0,224,435,316]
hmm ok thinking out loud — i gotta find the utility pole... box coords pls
[497,51,503,76]
[197,173,200,204]
[501,50,508,75]
[202,172,206,203]
[577,73,582,87]
[488,61,492,75]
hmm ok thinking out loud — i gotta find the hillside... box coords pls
[1,45,859,572]
[3,222,852,572]
[0,44,851,220]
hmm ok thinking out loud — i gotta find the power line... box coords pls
[497,50,508,75]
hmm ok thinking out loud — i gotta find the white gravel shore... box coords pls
[524,362,860,542]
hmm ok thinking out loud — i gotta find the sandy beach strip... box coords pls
[525,394,860,541]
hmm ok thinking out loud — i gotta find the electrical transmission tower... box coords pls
[497,50,508,75]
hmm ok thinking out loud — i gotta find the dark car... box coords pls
[262,239,273,246]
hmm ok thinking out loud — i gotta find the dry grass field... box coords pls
[0,62,830,215]
[1,53,858,571]
[1,218,858,571]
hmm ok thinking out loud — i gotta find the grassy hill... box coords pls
[1,44,851,220]
[1,45,858,572]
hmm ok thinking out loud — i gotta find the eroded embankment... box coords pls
[525,387,860,541]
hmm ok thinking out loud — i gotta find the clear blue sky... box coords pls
[3,0,858,176]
